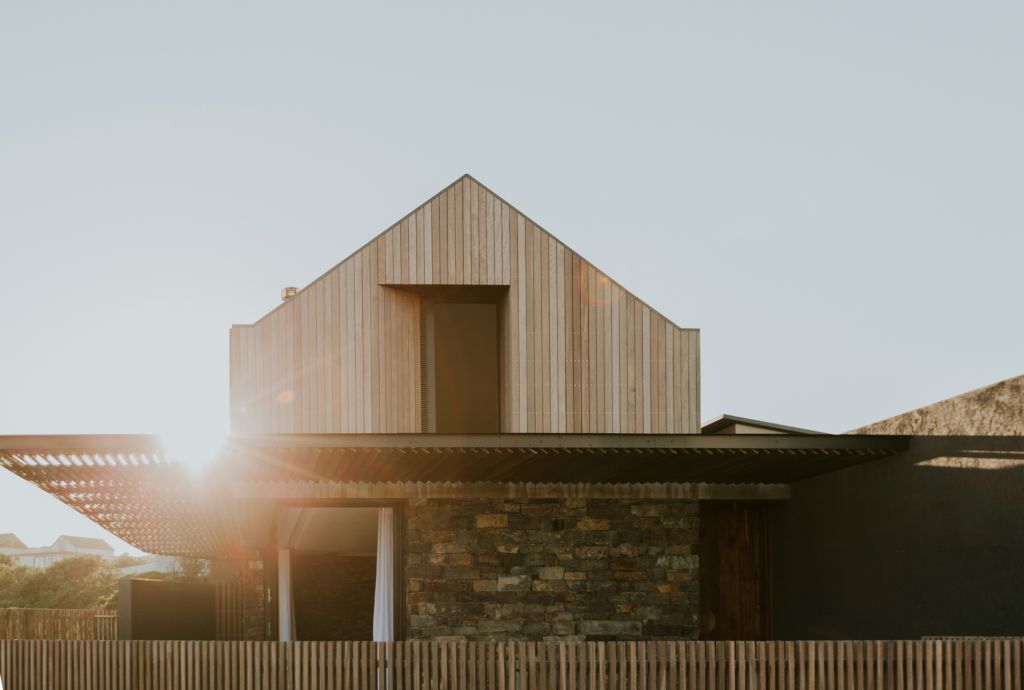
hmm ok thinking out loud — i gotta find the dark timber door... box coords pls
[699,502,772,640]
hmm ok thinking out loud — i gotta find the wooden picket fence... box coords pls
[0,639,1020,690]
[0,608,116,641]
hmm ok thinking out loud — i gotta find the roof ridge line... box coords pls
[239,173,697,332]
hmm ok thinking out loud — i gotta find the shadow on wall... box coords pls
[772,437,1024,640]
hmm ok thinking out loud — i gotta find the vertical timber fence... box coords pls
[0,639,1020,690]
[0,608,116,641]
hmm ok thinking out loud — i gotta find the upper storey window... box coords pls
[421,298,500,433]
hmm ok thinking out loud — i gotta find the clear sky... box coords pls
[1,1,1022,554]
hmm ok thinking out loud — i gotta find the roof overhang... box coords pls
[0,432,914,557]
[217,432,906,483]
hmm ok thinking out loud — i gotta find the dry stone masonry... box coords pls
[406,497,699,640]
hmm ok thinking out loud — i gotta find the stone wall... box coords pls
[406,498,699,641]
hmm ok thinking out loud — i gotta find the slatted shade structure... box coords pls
[217,433,910,484]
[0,435,236,557]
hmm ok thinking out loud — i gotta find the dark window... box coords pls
[422,302,499,433]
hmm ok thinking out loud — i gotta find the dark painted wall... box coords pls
[772,438,1024,639]
[118,579,216,640]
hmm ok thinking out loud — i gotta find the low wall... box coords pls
[0,639,1018,689]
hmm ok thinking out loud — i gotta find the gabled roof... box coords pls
[55,535,113,551]
[702,414,823,436]
[244,173,692,332]
[229,173,703,435]
[0,533,26,549]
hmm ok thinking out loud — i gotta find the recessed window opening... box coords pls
[421,300,500,433]
[276,506,396,641]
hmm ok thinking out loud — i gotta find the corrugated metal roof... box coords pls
[0,432,910,557]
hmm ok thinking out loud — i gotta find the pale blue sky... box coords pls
[1,1,1022,553]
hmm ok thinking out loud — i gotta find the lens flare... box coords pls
[160,427,227,472]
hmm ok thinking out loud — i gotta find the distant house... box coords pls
[0,533,26,550]
[0,534,114,568]
[0,175,1021,643]
[701,414,823,436]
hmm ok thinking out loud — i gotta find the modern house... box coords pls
[0,175,1021,644]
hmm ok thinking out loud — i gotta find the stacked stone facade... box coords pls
[406,497,699,640]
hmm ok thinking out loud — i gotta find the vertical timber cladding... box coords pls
[229,175,699,433]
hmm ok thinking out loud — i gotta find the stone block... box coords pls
[497,574,531,592]
[610,543,640,558]
[477,620,524,634]
[578,620,642,636]
[476,514,509,528]
[632,503,671,517]
[532,579,568,593]
[612,570,648,582]
[443,566,480,580]
[537,566,565,580]
[551,620,576,635]
[655,555,698,570]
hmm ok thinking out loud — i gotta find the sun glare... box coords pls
[160,426,228,472]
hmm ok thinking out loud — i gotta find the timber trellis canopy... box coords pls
[0,435,234,556]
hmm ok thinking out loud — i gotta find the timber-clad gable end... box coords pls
[229,174,699,435]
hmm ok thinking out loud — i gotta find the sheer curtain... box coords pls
[278,548,296,641]
[372,507,394,641]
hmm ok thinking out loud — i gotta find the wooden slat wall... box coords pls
[0,609,116,641]
[231,176,699,434]
[0,639,1020,690]
[214,583,244,642]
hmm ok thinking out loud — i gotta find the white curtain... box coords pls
[372,507,394,641]
[278,548,296,641]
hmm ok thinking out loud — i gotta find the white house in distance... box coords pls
[0,533,115,568]
[0,533,179,573]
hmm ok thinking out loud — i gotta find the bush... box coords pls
[0,555,118,609]
[0,555,211,610]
